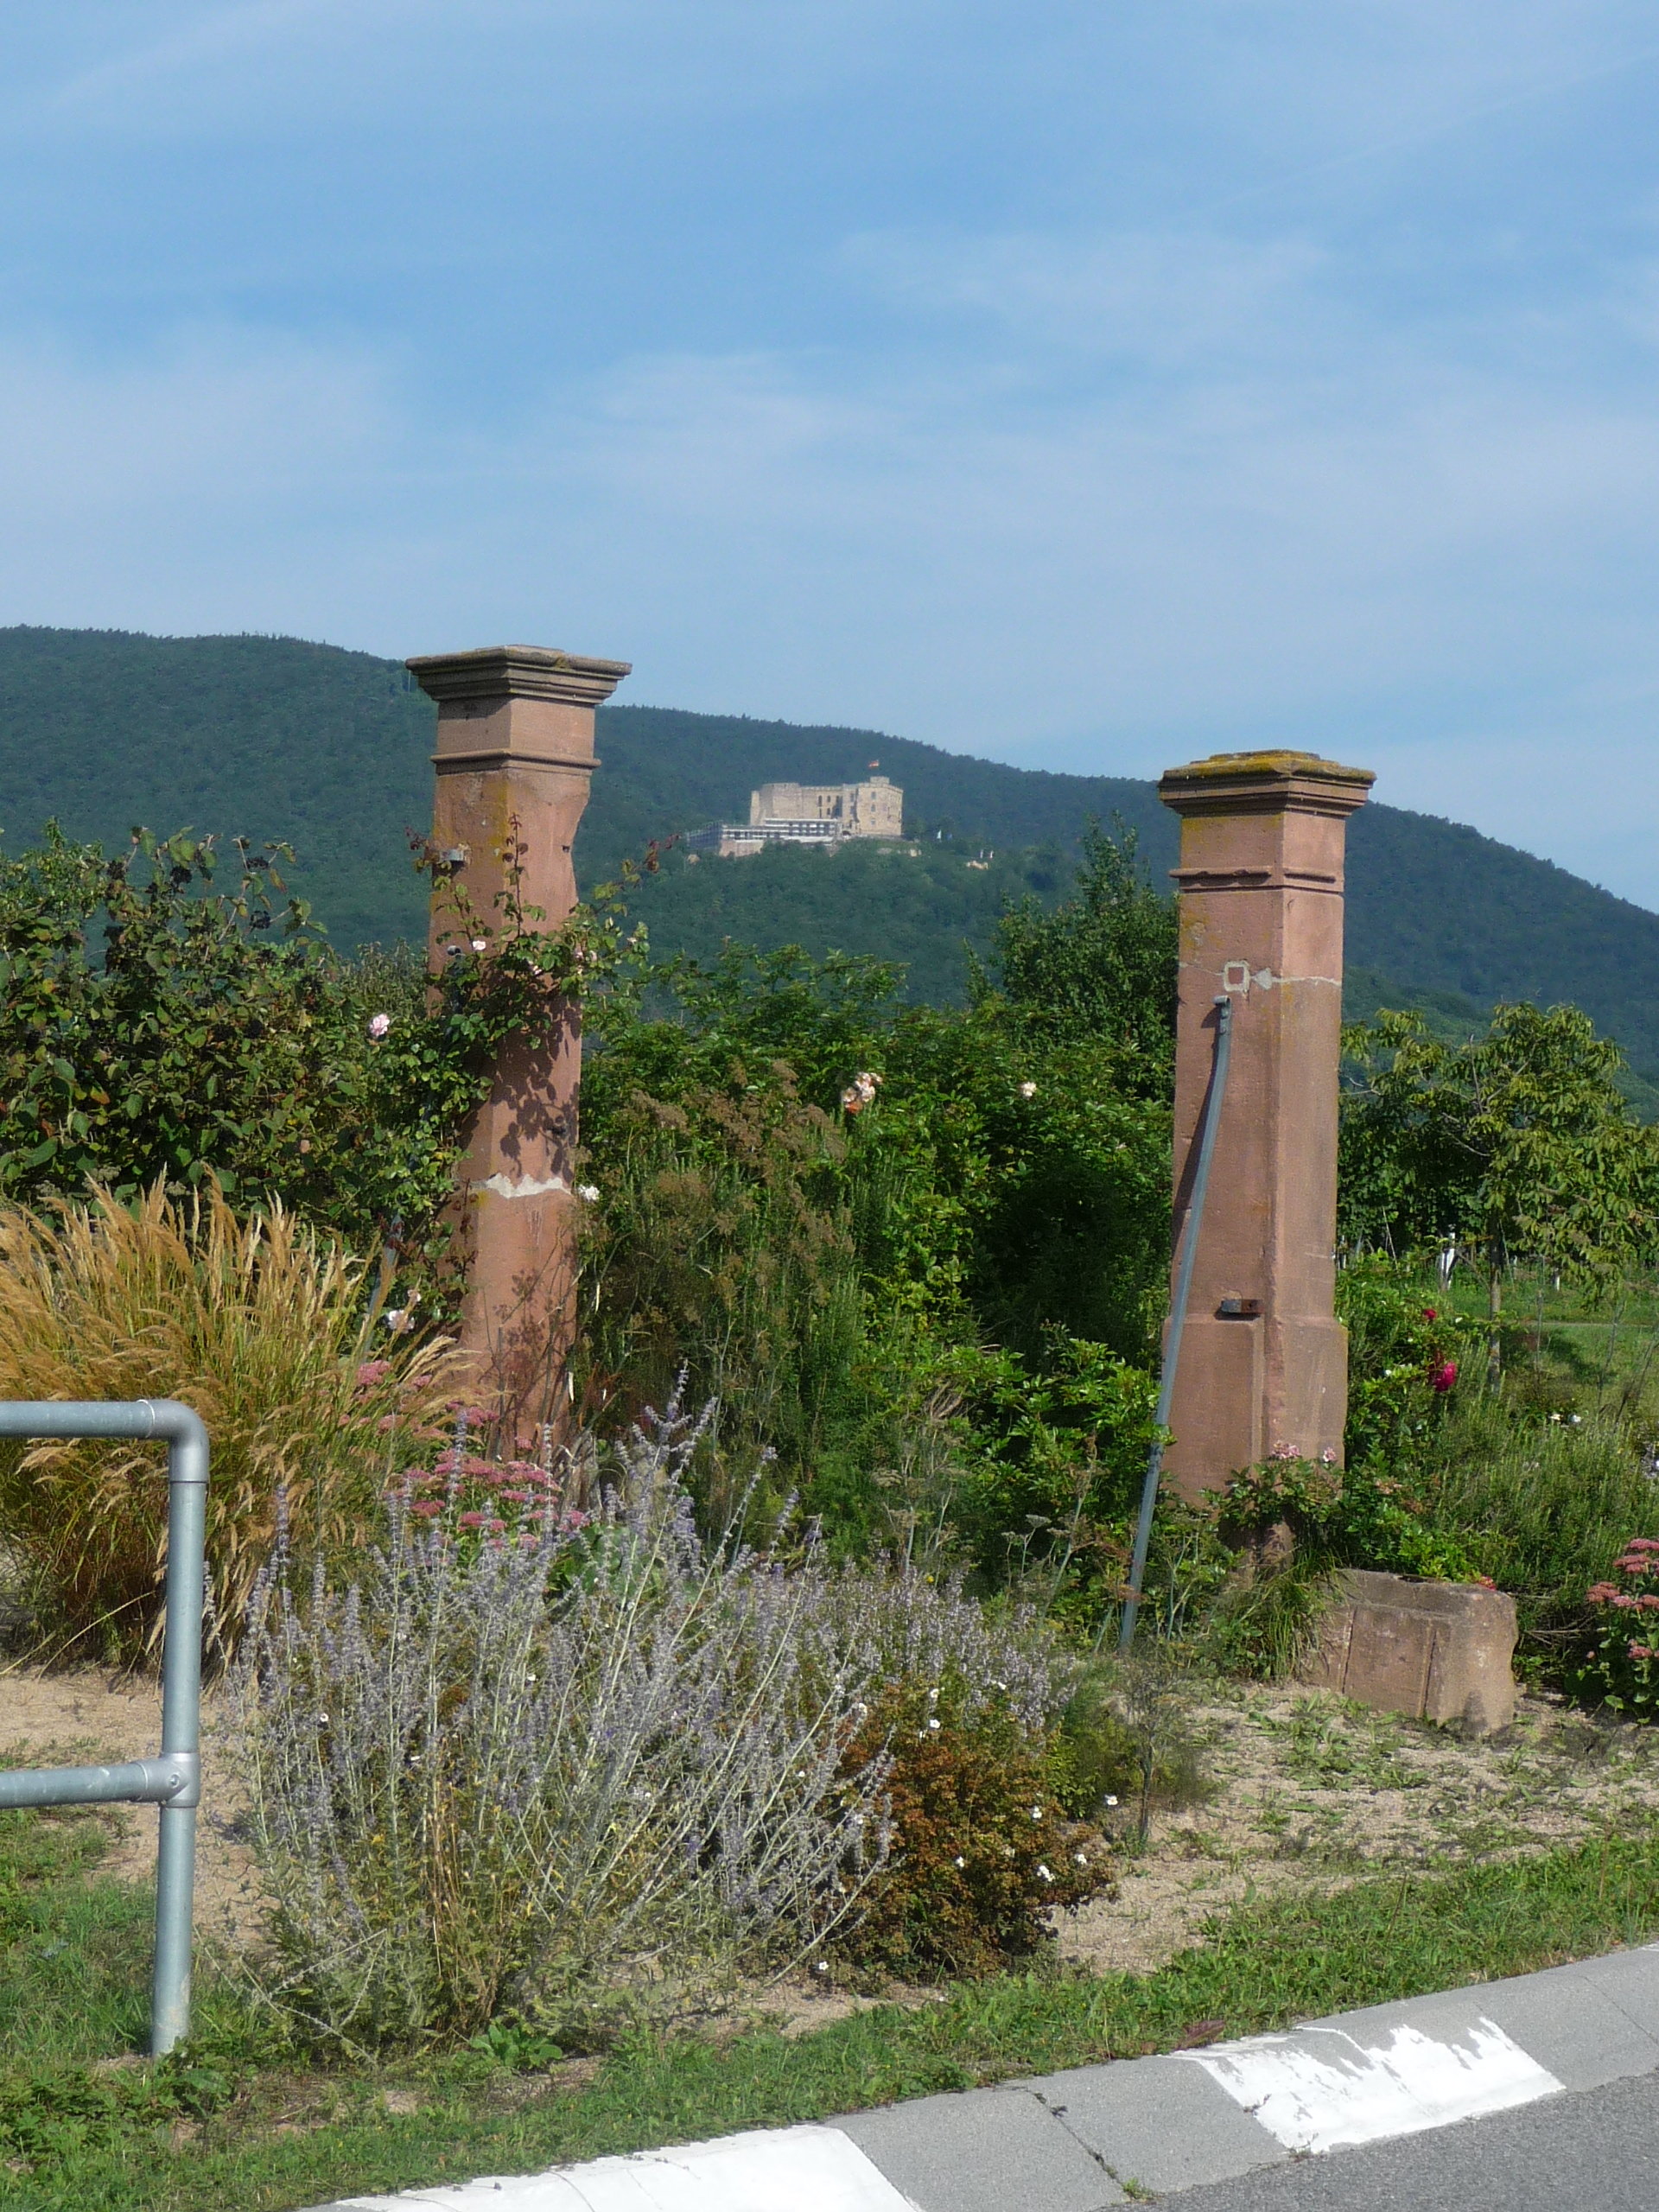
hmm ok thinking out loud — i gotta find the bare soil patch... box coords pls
[0,1660,267,1948]
[1057,1680,1659,1976]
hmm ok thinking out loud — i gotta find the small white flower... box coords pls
[367,1012,391,1039]
[1030,1806,1044,1821]
[816,1961,830,1974]
[954,1855,966,1868]
[927,1718,941,1731]
[1074,1852,1088,1866]
[577,1184,600,1203]
[1037,1863,1053,1883]
[927,1687,939,1703]
[1103,1795,1119,1808]
[1019,1080,1037,1098]
[471,938,487,952]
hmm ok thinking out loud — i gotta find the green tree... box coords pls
[973,820,1178,1095]
[1340,1003,1659,1363]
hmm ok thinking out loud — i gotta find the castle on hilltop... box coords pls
[685,772,905,858]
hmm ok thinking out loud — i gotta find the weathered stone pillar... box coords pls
[1157,750,1373,1497]
[407,644,630,1434]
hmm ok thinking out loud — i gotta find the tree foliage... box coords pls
[1339,1003,1659,1318]
[0,821,640,1292]
[973,820,1178,1090]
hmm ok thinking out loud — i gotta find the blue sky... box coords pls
[3,4,1658,907]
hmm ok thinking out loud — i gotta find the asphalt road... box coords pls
[1175,2069,1659,2211]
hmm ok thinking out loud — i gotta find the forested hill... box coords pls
[2,625,1656,1082]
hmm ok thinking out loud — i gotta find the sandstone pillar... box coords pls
[407,644,630,1435]
[1157,751,1373,1497]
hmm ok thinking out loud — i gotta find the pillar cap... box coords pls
[1159,749,1374,819]
[407,645,632,709]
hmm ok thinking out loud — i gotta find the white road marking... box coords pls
[1180,2017,1564,2154]
[340,2122,921,2211]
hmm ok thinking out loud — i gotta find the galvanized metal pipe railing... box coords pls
[0,1401,207,2054]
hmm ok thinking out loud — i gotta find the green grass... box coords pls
[0,1802,158,2067]
[10,1800,1659,2209]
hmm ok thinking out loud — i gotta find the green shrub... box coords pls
[835,1686,1111,1979]
[1583,1538,1659,1716]
[1338,1259,1498,1475]
[0,822,641,1295]
[1215,1452,1478,1586]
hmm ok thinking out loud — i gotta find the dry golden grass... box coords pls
[0,1181,461,1662]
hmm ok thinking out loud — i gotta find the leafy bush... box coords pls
[972,818,1177,1089]
[1215,1452,1476,1586]
[941,1338,1160,1609]
[0,822,640,1290]
[1339,1003,1659,1330]
[578,921,1171,1572]
[0,1181,454,1661]
[1585,1539,1659,1716]
[836,1686,1111,1979]
[575,1065,863,1526]
[1338,1260,1492,1474]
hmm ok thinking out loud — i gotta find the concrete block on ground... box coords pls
[1298,1569,1516,1733]
[1015,2056,1283,2195]
[840,2084,1123,2212]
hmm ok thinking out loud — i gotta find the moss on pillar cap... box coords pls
[1159,750,1375,819]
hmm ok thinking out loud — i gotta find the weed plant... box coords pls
[1053,1657,1213,1839]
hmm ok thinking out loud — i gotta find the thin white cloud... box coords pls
[13,0,936,142]
[2,0,1657,908]
[843,229,1334,369]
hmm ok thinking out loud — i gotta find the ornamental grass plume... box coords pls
[0,1179,458,1662]
[229,1402,901,2049]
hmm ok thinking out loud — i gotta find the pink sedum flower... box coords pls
[368,1013,391,1039]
